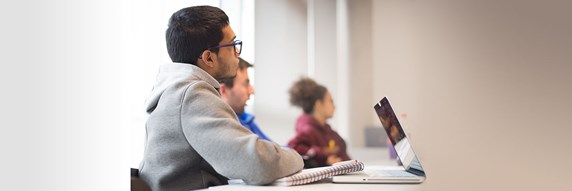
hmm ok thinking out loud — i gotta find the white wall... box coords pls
[371,0,572,190]
[308,0,338,130]
[346,0,374,147]
[254,0,308,145]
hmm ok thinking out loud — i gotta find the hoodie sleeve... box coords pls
[180,81,303,185]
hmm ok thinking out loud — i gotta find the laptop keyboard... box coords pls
[365,169,417,177]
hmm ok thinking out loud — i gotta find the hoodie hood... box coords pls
[145,63,220,113]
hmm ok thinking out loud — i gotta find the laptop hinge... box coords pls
[406,168,425,176]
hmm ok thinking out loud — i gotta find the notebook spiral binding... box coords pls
[286,160,365,186]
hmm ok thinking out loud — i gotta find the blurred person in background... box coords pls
[287,77,351,168]
[220,58,273,142]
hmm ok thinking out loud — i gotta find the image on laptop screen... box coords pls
[374,97,425,174]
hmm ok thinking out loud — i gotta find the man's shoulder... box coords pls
[178,81,223,107]
[184,79,216,90]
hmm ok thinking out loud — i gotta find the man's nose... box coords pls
[249,85,255,95]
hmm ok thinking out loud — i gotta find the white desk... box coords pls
[208,180,421,191]
[206,147,418,191]
[201,143,572,191]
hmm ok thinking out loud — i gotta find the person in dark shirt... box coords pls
[287,77,351,168]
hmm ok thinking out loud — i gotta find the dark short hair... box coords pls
[219,57,253,88]
[166,6,229,65]
[289,77,328,114]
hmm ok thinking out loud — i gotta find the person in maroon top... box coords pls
[287,77,351,168]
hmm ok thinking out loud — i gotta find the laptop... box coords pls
[332,97,426,183]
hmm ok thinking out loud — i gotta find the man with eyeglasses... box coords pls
[139,6,303,191]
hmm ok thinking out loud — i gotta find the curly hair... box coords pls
[288,77,328,114]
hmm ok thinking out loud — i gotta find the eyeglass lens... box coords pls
[235,42,242,54]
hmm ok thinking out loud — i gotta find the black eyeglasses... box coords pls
[208,40,242,55]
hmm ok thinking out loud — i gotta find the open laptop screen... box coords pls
[374,97,425,174]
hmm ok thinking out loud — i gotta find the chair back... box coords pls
[131,168,151,191]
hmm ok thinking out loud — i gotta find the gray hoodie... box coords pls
[139,63,303,191]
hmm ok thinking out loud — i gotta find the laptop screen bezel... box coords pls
[374,97,425,176]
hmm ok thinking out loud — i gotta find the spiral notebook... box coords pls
[271,160,365,186]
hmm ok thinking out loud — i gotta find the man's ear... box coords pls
[200,50,215,68]
[219,83,228,97]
